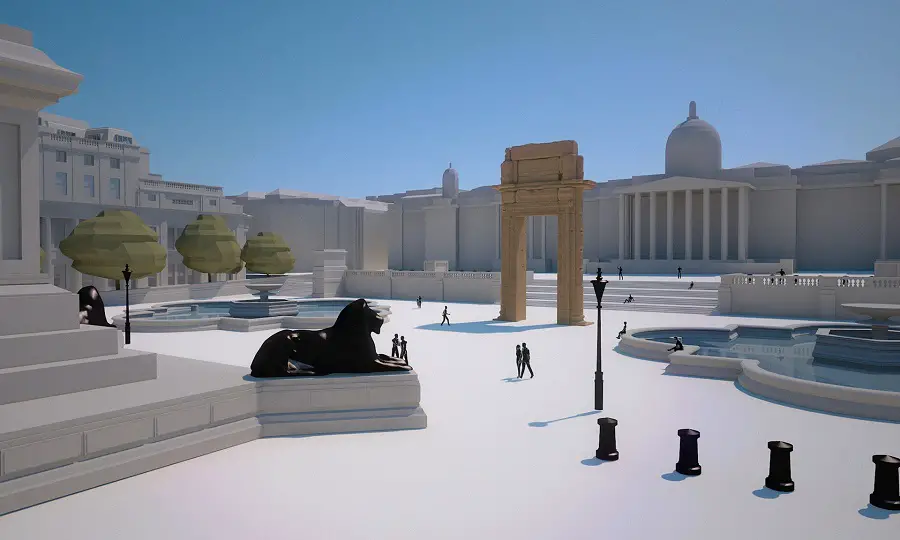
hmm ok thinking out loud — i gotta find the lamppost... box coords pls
[122,264,132,345]
[591,277,607,410]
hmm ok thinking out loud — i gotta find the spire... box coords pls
[448,162,452,169]
[688,101,698,120]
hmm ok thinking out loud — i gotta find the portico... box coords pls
[615,177,753,264]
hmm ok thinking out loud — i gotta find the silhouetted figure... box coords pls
[688,281,694,290]
[441,306,451,326]
[617,266,624,280]
[667,336,684,352]
[77,286,116,327]
[596,268,603,281]
[778,268,786,277]
[399,336,408,363]
[391,333,400,358]
[677,266,683,279]
[515,344,523,376]
[249,299,411,377]
[623,294,634,304]
[519,342,533,378]
[416,296,422,308]
[617,322,627,339]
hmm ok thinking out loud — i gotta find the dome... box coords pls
[664,101,722,178]
[442,162,459,198]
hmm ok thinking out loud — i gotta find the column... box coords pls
[738,186,749,261]
[41,217,52,274]
[649,192,657,260]
[666,191,674,260]
[684,190,693,260]
[881,183,888,260]
[494,203,501,260]
[66,218,81,291]
[158,220,168,285]
[541,215,547,259]
[633,193,642,260]
[720,187,729,261]
[702,188,710,260]
[498,213,527,321]
[618,194,626,260]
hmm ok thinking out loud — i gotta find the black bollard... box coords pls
[870,454,900,510]
[595,417,619,461]
[765,441,795,493]
[675,429,701,476]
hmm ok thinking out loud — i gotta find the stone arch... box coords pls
[493,141,595,325]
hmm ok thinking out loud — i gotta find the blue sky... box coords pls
[6,0,900,198]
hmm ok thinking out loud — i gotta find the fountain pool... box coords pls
[619,323,900,422]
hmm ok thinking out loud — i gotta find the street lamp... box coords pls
[591,277,607,411]
[122,264,132,345]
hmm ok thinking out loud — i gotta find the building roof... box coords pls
[734,161,787,169]
[615,175,754,194]
[809,159,868,166]
[231,189,389,211]
[866,136,900,162]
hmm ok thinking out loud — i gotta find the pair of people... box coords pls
[416,296,422,308]
[515,343,533,378]
[390,333,409,363]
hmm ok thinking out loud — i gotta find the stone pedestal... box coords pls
[0,26,158,405]
[312,249,347,298]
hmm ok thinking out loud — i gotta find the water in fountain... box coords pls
[811,304,900,370]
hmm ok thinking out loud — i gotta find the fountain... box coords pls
[228,283,301,318]
[811,303,900,370]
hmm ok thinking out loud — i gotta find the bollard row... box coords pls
[594,417,900,511]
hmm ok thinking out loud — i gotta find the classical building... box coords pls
[38,113,251,292]
[217,102,900,275]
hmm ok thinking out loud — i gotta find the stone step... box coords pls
[0,350,158,406]
[526,299,714,315]
[527,291,718,305]
[0,325,121,370]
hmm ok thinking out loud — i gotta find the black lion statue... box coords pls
[249,298,411,377]
[77,285,117,327]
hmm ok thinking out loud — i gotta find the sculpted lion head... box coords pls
[332,299,384,335]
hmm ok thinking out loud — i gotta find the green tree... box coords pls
[40,246,45,273]
[59,210,166,290]
[175,214,242,282]
[241,232,295,276]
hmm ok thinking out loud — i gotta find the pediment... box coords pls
[614,176,754,194]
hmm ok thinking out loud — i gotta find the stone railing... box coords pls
[140,178,222,195]
[343,270,500,304]
[718,273,900,319]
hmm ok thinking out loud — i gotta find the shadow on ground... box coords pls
[416,320,560,334]
[529,410,601,427]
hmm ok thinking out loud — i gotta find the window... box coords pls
[209,199,217,207]
[110,158,121,169]
[55,172,68,195]
[56,150,67,163]
[84,154,94,166]
[57,129,75,137]
[167,227,176,249]
[109,178,121,199]
[86,134,102,141]
[172,198,194,206]
[113,134,134,145]
[147,193,157,202]
[84,175,95,197]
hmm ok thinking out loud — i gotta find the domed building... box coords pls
[664,101,723,178]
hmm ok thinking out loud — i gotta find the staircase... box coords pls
[526,278,719,315]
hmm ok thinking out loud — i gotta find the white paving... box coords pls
[1,300,899,539]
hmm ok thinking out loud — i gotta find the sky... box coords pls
[5,0,900,198]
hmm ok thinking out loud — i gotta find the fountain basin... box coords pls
[112,298,391,333]
[812,328,900,369]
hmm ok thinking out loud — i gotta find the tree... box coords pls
[59,210,166,290]
[40,247,45,273]
[175,214,242,282]
[241,232,296,276]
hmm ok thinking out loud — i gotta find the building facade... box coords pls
[38,113,251,292]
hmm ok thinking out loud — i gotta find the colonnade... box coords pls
[617,186,750,262]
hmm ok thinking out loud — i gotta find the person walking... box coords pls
[515,344,523,377]
[519,343,534,378]
[596,268,603,281]
[400,336,408,363]
[677,266,682,279]
[391,333,400,357]
[617,266,624,280]
[441,306,451,326]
